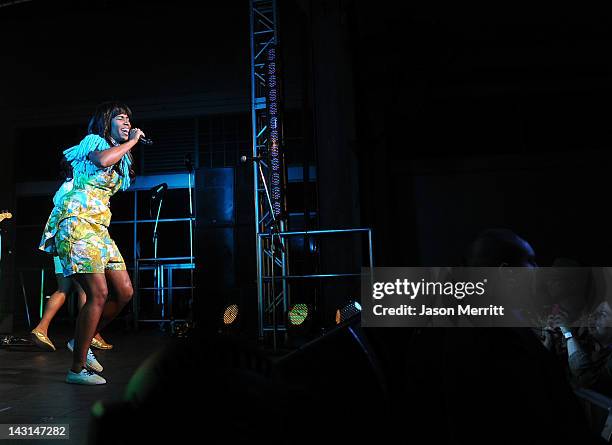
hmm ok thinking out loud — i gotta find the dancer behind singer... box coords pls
[31,158,113,352]
[39,101,142,385]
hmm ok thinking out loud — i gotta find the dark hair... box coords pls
[464,228,532,267]
[87,101,132,142]
[87,101,136,181]
[546,257,594,322]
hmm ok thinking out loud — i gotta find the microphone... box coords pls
[240,154,263,163]
[139,136,153,145]
[151,183,168,199]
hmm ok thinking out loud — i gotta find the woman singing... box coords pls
[39,101,143,385]
[32,157,113,354]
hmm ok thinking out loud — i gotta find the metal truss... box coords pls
[250,0,289,339]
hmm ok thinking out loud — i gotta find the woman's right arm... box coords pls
[88,129,144,168]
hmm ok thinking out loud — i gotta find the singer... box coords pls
[38,101,144,385]
[31,157,113,354]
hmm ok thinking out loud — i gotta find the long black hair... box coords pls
[87,101,136,181]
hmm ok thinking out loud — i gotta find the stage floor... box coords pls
[0,325,174,444]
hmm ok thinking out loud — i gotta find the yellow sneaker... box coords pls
[91,336,113,350]
[30,329,56,351]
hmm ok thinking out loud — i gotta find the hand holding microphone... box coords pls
[139,136,153,145]
[129,128,153,145]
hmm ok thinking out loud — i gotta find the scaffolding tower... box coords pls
[250,0,289,340]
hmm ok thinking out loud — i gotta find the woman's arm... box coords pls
[88,129,143,168]
[560,327,599,381]
[562,327,612,391]
[560,328,583,359]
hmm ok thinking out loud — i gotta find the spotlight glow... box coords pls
[223,304,239,325]
[288,303,309,326]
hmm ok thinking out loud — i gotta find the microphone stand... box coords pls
[185,156,195,327]
[152,190,165,328]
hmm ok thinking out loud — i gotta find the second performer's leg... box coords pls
[33,275,70,335]
[30,275,73,351]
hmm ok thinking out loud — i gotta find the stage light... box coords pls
[288,303,311,327]
[285,303,314,347]
[223,304,239,325]
[335,301,362,325]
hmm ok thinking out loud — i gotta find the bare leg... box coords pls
[95,269,134,334]
[76,281,86,310]
[33,275,72,336]
[74,281,103,341]
[71,273,108,373]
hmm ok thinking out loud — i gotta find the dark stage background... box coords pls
[0,1,611,335]
[2,2,612,444]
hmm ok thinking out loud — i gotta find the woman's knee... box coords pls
[89,288,109,307]
[118,283,134,304]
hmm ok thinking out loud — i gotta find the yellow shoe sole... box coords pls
[30,329,56,351]
[91,337,113,350]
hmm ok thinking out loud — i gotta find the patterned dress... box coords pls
[51,179,73,275]
[39,134,133,276]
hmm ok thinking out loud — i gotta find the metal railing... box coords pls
[256,227,374,338]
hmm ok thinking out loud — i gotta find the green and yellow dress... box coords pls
[39,134,133,276]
